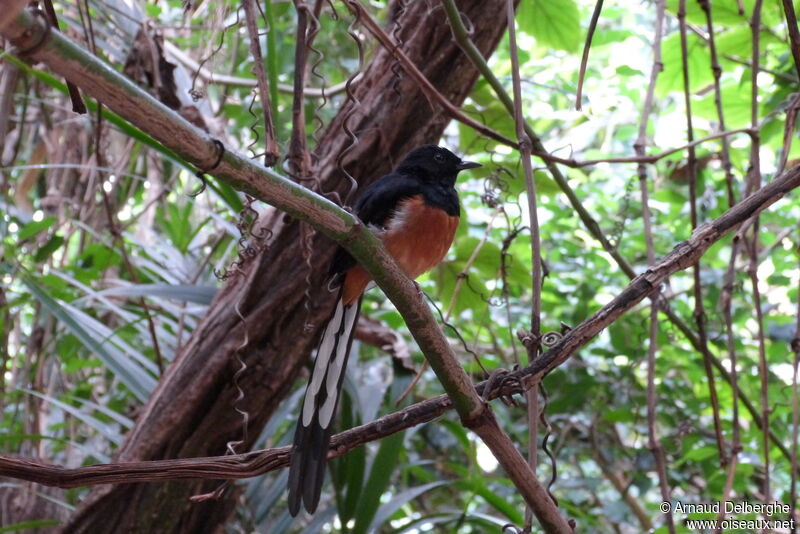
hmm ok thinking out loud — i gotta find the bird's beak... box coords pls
[456,160,482,171]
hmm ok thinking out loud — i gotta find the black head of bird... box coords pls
[397,144,481,185]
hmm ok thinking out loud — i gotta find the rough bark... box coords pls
[62,1,511,532]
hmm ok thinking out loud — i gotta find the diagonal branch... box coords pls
[2,161,798,495]
[4,4,800,530]
[0,0,486,439]
[1,5,571,531]
[438,0,793,470]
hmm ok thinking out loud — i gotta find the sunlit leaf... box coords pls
[518,0,581,53]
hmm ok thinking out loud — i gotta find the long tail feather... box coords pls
[288,294,360,515]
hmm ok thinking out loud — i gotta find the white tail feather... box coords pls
[319,303,359,428]
[302,299,344,427]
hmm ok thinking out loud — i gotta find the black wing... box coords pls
[352,172,421,226]
[328,172,421,278]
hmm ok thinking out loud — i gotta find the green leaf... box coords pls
[592,30,634,47]
[351,431,405,534]
[604,408,635,423]
[716,29,782,62]
[657,32,712,97]
[332,387,366,525]
[33,234,64,263]
[17,217,56,240]
[616,65,644,77]
[518,0,581,53]
[677,445,719,466]
[455,475,525,524]
[665,0,752,25]
[0,520,61,533]
[23,276,156,401]
[367,482,449,531]
[144,4,162,17]
[693,83,753,128]
[77,244,118,272]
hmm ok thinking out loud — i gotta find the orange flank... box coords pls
[341,195,459,305]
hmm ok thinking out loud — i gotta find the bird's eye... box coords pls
[434,153,445,163]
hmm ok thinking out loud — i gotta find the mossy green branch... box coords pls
[1,7,484,420]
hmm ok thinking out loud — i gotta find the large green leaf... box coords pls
[0,520,61,533]
[331,386,366,526]
[17,217,56,241]
[23,276,157,401]
[518,0,581,53]
[367,481,448,532]
[351,430,405,534]
[657,31,713,97]
[92,283,217,305]
[23,390,125,444]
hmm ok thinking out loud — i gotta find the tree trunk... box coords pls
[63,1,510,532]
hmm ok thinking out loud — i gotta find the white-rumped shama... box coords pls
[287,144,481,516]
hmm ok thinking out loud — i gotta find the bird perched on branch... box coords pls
[288,144,481,515]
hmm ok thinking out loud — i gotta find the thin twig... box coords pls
[575,0,603,111]
[287,0,312,177]
[781,0,800,80]
[591,427,654,531]
[721,53,798,83]
[678,0,726,466]
[533,128,754,168]
[634,1,673,531]
[242,0,279,166]
[790,241,800,532]
[747,0,772,509]
[717,233,744,529]
[340,0,518,148]
[444,210,501,321]
[699,0,736,207]
[94,130,166,374]
[40,0,85,113]
[699,0,743,522]
[506,2,547,530]
[777,96,800,176]
[336,0,366,205]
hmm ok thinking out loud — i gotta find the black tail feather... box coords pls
[288,295,361,515]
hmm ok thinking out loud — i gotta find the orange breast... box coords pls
[341,195,459,305]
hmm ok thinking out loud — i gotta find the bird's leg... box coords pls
[412,280,422,294]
